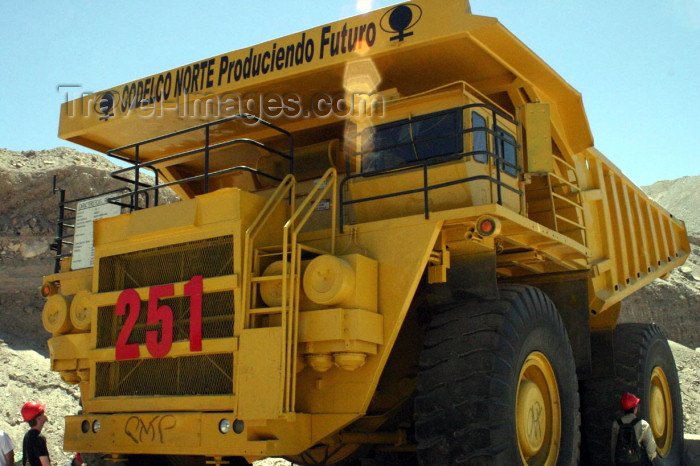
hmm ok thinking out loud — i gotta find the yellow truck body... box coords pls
[43,1,689,464]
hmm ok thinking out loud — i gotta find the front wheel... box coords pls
[415,285,580,465]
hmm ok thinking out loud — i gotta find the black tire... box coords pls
[580,323,683,465]
[415,285,580,465]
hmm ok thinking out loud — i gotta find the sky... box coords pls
[0,0,698,187]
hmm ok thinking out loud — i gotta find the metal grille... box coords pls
[96,291,234,348]
[95,353,233,397]
[98,235,234,292]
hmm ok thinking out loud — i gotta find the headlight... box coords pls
[92,420,101,433]
[218,419,230,434]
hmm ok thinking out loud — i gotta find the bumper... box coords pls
[64,412,317,458]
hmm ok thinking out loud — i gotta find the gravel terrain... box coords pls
[0,148,697,465]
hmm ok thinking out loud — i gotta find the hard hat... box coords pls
[21,401,46,422]
[620,393,641,410]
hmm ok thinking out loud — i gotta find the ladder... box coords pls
[240,168,338,415]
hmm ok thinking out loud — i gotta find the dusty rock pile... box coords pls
[0,148,698,465]
[0,340,81,464]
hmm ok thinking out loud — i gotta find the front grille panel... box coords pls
[98,235,234,292]
[96,291,234,348]
[95,353,233,397]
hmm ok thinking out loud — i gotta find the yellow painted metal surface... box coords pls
[236,327,284,420]
[45,0,691,461]
[42,294,72,334]
[57,0,592,183]
[298,308,382,347]
[524,103,553,173]
[296,218,443,416]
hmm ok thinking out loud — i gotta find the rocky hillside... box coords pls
[642,176,700,235]
[0,148,698,464]
[0,149,129,463]
[0,148,175,463]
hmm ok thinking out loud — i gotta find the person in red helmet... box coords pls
[611,393,657,465]
[20,401,51,466]
[70,453,83,466]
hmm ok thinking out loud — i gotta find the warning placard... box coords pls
[71,194,122,270]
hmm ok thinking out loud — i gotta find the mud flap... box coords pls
[446,251,498,300]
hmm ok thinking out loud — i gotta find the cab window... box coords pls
[496,127,517,176]
[471,112,488,163]
[362,108,463,172]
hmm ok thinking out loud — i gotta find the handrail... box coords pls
[241,174,296,329]
[282,168,338,412]
[104,113,294,211]
[288,168,338,253]
[241,174,296,417]
[240,169,338,415]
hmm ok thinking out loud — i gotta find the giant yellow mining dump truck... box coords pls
[42,1,690,465]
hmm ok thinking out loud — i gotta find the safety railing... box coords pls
[104,113,294,211]
[240,168,338,415]
[50,114,294,271]
[339,103,522,232]
[282,167,337,412]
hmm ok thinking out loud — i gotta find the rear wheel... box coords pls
[580,323,683,465]
[415,285,580,465]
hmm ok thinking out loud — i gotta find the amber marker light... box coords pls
[41,283,56,297]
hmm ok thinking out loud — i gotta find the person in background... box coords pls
[0,429,14,466]
[21,401,51,466]
[611,392,657,465]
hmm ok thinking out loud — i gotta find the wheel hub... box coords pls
[517,380,546,455]
[516,351,561,465]
[650,366,673,457]
[650,385,666,437]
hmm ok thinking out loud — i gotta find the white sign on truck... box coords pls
[71,194,122,270]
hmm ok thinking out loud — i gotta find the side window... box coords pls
[471,112,488,163]
[413,109,463,160]
[361,108,463,173]
[361,119,412,172]
[496,127,518,177]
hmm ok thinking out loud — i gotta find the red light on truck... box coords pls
[476,216,501,237]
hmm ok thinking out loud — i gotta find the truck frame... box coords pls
[42,1,690,464]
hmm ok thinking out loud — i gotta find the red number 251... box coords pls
[115,275,203,360]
